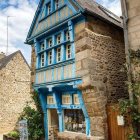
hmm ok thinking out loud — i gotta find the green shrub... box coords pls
[19,92,44,140]
[7,131,19,139]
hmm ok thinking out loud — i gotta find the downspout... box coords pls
[121,0,133,102]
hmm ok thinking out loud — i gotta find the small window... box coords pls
[66,31,70,41]
[62,95,71,105]
[55,0,60,9]
[41,53,45,67]
[47,96,55,104]
[48,51,52,65]
[47,3,51,15]
[73,94,80,105]
[41,43,45,51]
[48,38,52,48]
[56,35,61,44]
[66,44,71,60]
[57,47,61,62]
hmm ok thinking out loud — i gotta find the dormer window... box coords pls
[66,31,70,41]
[57,47,61,62]
[48,51,52,65]
[48,38,52,47]
[66,44,71,60]
[41,53,45,67]
[47,3,51,15]
[41,43,45,51]
[56,35,61,44]
[55,0,60,9]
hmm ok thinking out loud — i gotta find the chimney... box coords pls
[0,52,6,60]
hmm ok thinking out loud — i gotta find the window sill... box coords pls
[36,58,75,71]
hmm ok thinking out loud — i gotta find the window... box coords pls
[66,31,70,40]
[55,0,60,9]
[66,45,71,59]
[40,43,45,51]
[41,53,45,67]
[47,96,55,104]
[73,94,80,105]
[47,3,51,15]
[62,95,71,105]
[57,47,61,62]
[56,35,61,44]
[48,51,52,65]
[48,38,52,47]
[64,109,86,133]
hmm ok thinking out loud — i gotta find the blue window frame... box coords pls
[46,2,51,16]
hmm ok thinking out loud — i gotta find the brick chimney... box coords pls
[0,52,6,60]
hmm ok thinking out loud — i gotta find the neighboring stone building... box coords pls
[0,51,31,134]
[26,0,127,140]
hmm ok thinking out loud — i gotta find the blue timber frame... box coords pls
[34,79,91,140]
[27,0,91,140]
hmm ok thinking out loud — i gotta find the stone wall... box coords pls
[75,23,127,139]
[126,0,140,51]
[0,52,32,134]
[126,0,140,109]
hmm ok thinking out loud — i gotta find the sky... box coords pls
[0,0,122,64]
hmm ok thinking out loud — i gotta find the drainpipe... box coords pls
[121,0,133,102]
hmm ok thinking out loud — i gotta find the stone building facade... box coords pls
[0,51,31,134]
[26,0,127,140]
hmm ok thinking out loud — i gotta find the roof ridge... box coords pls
[0,50,21,70]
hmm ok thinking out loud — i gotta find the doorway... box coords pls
[48,109,59,140]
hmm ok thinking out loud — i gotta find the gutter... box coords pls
[121,0,133,101]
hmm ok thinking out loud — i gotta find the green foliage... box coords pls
[7,131,20,139]
[19,92,44,140]
[119,49,140,140]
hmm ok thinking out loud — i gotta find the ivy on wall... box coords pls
[119,49,140,140]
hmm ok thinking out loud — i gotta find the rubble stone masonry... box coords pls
[0,52,32,134]
[75,17,127,139]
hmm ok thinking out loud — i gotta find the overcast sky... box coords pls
[0,0,122,64]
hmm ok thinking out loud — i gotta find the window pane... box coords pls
[41,43,45,51]
[55,0,60,9]
[48,51,52,65]
[64,109,86,133]
[57,47,61,62]
[41,53,45,67]
[56,34,61,44]
[66,45,71,60]
[48,3,51,14]
[48,39,52,47]
[66,31,70,40]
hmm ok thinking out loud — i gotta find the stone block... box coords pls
[76,49,90,61]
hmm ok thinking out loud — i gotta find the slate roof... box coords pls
[0,50,30,70]
[75,0,123,27]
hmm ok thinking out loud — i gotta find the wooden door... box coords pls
[107,105,130,140]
